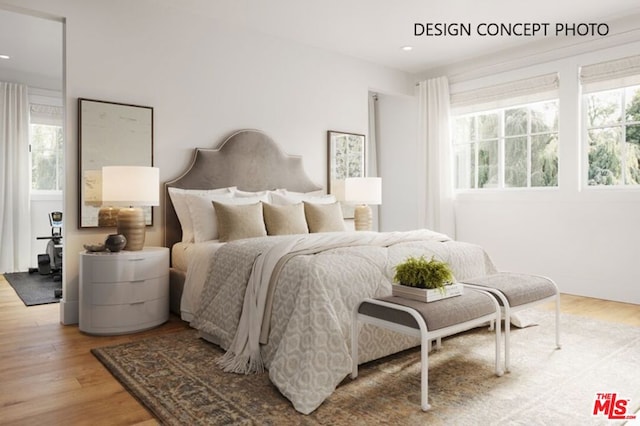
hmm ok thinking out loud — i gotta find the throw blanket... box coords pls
[218,230,450,374]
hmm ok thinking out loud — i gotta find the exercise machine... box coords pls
[29,212,63,290]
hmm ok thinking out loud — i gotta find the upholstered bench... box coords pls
[351,289,503,411]
[461,272,561,372]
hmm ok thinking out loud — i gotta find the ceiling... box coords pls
[2,0,640,84]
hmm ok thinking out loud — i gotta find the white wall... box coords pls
[447,41,640,305]
[376,93,420,231]
[3,0,414,323]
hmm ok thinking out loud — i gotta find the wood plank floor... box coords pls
[1,275,638,425]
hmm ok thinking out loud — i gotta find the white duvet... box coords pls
[190,230,498,414]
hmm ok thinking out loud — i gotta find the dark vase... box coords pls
[105,234,127,252]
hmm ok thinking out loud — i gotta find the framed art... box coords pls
[327,130,366,218]
[78,98,154,228]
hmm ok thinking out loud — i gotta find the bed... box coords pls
[163,129,498,414]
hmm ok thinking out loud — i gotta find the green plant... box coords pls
[393,256,454,291]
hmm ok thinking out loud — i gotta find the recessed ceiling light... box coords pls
[0,54,10,60]
[401,46,413,51]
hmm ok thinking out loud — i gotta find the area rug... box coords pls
[92,310,640,425]
[3,272,62,306]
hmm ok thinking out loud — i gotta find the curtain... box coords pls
[367,92,380,229]
[0,82,31,272]
[417,77,455,237]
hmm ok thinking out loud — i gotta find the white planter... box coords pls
[392,283,464,302]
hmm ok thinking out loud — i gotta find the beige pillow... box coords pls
[213,201,267,242]
[303,202,346,233]
[263,203,309,235]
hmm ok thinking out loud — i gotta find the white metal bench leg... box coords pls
[421,334,431,411]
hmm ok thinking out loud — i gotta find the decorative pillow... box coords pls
[232,189,270,198]
[303,202,346,233]
[263,202,309,235]
[270,191,336,206]
[213,201,267,242]
[169,187,235,243]
[183,192,238,243]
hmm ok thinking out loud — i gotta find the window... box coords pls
[451,73,559,190]
[581,55,640,187]
[453,101,559,189]
[29,100,64,192]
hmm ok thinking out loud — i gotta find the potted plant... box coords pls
[392,256,463,302]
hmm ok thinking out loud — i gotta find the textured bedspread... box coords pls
[191,230,497,414]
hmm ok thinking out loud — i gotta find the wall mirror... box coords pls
[78,98,154,228]
[327,130,366,218]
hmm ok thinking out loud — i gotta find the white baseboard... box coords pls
[59,299,79,325]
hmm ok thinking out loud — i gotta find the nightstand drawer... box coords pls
[90,297,169,330]
[90,254,167,282]
[90,276,168,305]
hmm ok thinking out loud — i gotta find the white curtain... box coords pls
[0,82,31,272]
[367,92,380,229]
[417,76,455,237]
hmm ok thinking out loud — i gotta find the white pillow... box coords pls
[269,191,336,206]
[168,187,235,243]
[185,193,269,242]
[232,189,270,198]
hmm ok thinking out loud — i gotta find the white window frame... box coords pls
[580,55,640,189]
[28,89,63,197]
[452,100,559,191]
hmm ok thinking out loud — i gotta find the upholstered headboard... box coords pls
[163,129,322,248]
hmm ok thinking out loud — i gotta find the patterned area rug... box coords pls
[92,310,640,425]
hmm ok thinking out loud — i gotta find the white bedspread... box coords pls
[191,230,497,414]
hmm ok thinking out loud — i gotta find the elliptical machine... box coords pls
[30,211,63,285]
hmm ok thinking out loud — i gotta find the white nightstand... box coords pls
[79,247,169,335]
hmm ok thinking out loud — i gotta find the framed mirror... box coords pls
[78,98,154,228]
[327,130,366,218]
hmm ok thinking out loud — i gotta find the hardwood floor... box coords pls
[1,275,638,425]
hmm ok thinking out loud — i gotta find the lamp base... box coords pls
[117,207,146,251]
[353,204,372,231]
[98,206,119,227]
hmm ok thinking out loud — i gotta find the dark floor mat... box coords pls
[3,271,62,306]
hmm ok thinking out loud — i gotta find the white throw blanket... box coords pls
[218,229,450,374]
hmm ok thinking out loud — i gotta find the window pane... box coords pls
[625,123,640,185]
[505,108,528,137]
[505,136,527,187]
[588,128,622,185]
[531,133,558,187]
[453,116,475,143]
[478,113,499,140]
[30,124,63,191]
[478,139,498,188]
[531,101,558,133]
[586,90,622,127]
[626,85,640,123]
[454,144,475,189]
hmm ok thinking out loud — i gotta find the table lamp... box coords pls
[102,166,159,250]
[345,177,382,231]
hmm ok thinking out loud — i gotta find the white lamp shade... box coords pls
[102,166,160,206]
[345,177,382,205]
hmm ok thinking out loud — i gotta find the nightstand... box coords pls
[79,247,169,335]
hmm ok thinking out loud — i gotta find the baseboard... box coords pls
[59,299,79,325]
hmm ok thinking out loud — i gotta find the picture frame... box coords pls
[78,98,154,228]
[327,130,366,218]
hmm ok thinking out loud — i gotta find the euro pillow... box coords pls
[213,201,267,242]
[270,191,336,206]
[303,202,346,233]
[263,202,309,235]
[169,187,235,243]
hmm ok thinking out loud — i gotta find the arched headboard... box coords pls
[164,129,322,248]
